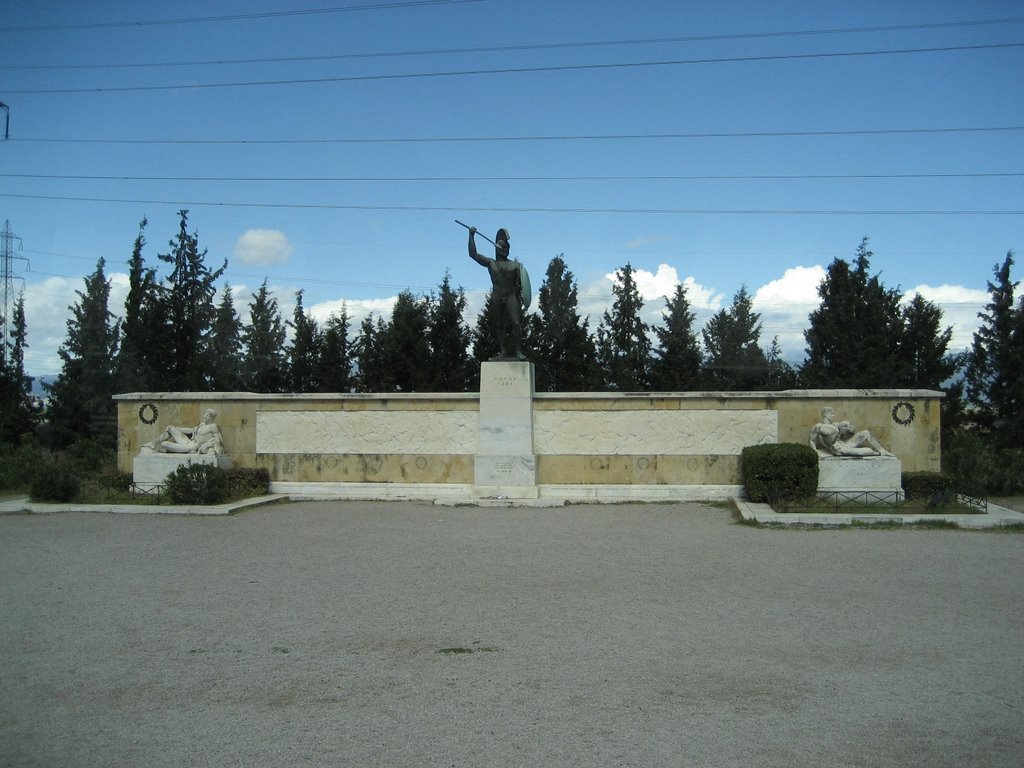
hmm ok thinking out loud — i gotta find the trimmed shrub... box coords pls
[902,471,955,506]
[742,443,819,503]
[164,462,229,505]
[225,467,271,498]
[30,465,80,503]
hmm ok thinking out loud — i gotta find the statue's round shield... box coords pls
[517,261,532,309]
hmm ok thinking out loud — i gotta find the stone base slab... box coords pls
[269,481,743,504]
[817,455,902,493]
[133,453,233,489]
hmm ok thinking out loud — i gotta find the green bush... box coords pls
[741,443,819,503]
[225,467,271,497]
[902,471,955,506]
[0,442,46,491]
[65,439,115,474]
[944,432,1024,496]
[164,462,229,505]
[30,465,80,503]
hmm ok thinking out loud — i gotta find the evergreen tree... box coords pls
[964,251,1023,446]
[209,285,244,391]
[532,255,599,392]
[317,307,353,393]
[651,281,703,391]
[897,293,958,388]
[241,280,287,393]
[45,258,120,448]
[383,290,431,392]
[428,273,473,392]
[764,336,798,390]
[801,238,904,387]
[156,210,226,391]
[595,263,651,391]
[0,294,37,443]
[701,285,769,390]
[116,217,167,392]
[287,289,321,393]
[471,292,502,368]
[355,313,389,392]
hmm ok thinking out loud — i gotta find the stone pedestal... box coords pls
[474,361,538,498]
[133,453,233,490]
[817,455,902,494]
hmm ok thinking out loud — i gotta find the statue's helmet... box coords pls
[496,228,510,243]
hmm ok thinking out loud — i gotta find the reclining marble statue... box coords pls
[809,406,893,458]
[140,408,225,456]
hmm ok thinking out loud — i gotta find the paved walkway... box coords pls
[1,501,1022,768]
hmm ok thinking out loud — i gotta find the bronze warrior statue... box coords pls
[467,225,526,360]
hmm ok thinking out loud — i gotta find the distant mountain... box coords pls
[31,375,57,396]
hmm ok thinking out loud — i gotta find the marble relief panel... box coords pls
[534,409,777,455]
[257,410,478,455]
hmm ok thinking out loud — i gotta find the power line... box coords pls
[13,125,1024,145]
[2,192,1021,215]
[5,17,1022,70]
[2,171,1020,183]
[0,0,483,33]
[6,42,1023,95]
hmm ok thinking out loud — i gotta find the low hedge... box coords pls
[742,443,819,503]
[902,471,956,505]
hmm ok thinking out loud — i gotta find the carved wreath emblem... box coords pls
[891,402,915,426]
[138,402,159,425]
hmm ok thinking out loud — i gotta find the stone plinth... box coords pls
[817,455,902,493]
[133,453,233,490]
[474,361,538,498]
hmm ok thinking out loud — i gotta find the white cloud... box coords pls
[753,265,824,305]
[308,296,398,328]
[233,229,293,266]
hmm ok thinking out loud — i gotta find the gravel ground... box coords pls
[1,501,1022,768]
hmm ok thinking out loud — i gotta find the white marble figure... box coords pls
[141,408,225,456]
[809,406,893,458]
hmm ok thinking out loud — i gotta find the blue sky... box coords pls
[1,0,1022,378]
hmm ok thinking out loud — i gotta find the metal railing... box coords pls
[773,490,987,515]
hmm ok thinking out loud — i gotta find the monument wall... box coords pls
[116,387,942,499]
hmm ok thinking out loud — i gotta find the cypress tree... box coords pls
[533,255,599,392]
[801,238,904,387]
[45,258,120,448]
[428,273,472,392]
[964,251,1023,446]
[209,285,244,391]
[701,285,769,390]
[287,289,321,393]
[317,307,353,393]
[651,281,703,391]
[156,210,226,391]
[595,263,651,391]
[241,280,287,393]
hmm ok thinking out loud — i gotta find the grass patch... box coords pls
[773,494,983,515]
